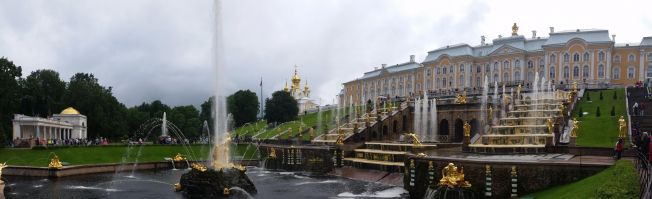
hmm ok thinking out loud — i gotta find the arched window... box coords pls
[550,54,557,63]
[515,71,521,81]
[628,67,635,79]
[503,61,510,70]
[614,55,621,63]
[427,69,431,76]
[442,78,447,88]
[613,67,620,79]
[599,51,605,61]
[436,78,440,87]
[583,65,590,78]
[503,72,509,82]
[539,69,545,78]
[494,62,499,71]
[485,64,490,73]
[563,66,570,78]
[443,66,447,74]
[459,75,464,87]
[550,66,556,78]
[476,65,481,73]
[515,60,521,69]
[449,65,453,73]
[564,53,570,62]
[539,59,545,68]
[629,54,636,62]
[527,72,534,81]
[476,77,481,87]
[648,53,652,61]
[583,52,590,62]
[598,64,605,78]
[647,65,652,78]
[527,61,533,68]
[573,53,580,62]
[573,66,579,78]
[493,74,499,83]
[460,64,465,72]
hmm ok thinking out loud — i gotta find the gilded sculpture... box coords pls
[405,133,422,146]
[0,162,7,181]
[49,154,63,169]
[438,163,471,188]
[455,92,467,104]
[560,104,566,116]
[516,84,522,97]
[618,116,627,138]
[570,118,580,137]
[546,118,555,134]
[463,121,471,137]
[335,128,345,146]
[173,153,185,162]
[511,23,519,36]
[269,148,277,159]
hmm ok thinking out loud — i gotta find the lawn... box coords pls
[571,89,628,147]
[525,160,639,199]
[0,144,257,167]
[236,108,336,141]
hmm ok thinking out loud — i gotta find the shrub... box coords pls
[579,107,583,117]
[610,106,616,116]
[600,91,604,100]
[586,92,591,101]
[596,106,601,117]
[613,90,617,100]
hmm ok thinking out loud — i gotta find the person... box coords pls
[633,102,639,116]
[641,102,646,116]
[615,138,624,160]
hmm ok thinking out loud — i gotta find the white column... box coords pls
[12,122,21,139]
[640,50,645,81]
[606,49,612,81]
[591,50,595,81]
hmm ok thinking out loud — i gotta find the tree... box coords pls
[199,96,215,131]
[610,105,616,116]
[596,106,601,117]
[0,57,22,144]
[600,91,604,100]
[168,105,201,139]
[19,69,66,116]
[578,107,583,118]
[586,92,591,101]
[613,90,617,100]
[227,90,259,127]
[264,91,298,124]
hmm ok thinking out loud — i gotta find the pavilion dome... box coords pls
[60,107,81,115]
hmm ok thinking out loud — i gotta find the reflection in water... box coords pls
[4,167,407,199]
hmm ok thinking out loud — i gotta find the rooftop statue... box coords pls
[512,23,519,36]
[438,163,471,188]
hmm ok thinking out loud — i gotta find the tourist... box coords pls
[633,102,639,116]
[615,138,624,160]
[641,102,646,115]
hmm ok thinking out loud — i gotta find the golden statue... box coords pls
[49,154,63,169]
[269,148,277,159]
[488,106,493,121]
[618,116,627,138]
[559,104,566,116]
[0,162,7,181]
[298,126,303,137]
[463,121,471,137]
[223,187,230,196]
[517,84,522,97]
[455,93,467,104]
[405,133,422,146]
[511,166,518,177]
[511,23,519,36]
[570,118,580,137]
[546,118,555,134]
[409,159,415,169]
[173,153,185,162]
[485,165,491,173]
[335,128,345,146]
[438,163,471,188]
[308,127,315,139]
[572,81,578,93]
[174,183,182,192]
[428,161,434,170]
[191,163,207,172]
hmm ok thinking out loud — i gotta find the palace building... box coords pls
[343,24,652,104]
[283,67,318,113]
[12,107,88,142]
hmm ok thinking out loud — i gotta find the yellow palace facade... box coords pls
[343,24,652,104]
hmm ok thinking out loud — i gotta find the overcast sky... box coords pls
[1,0,651,108]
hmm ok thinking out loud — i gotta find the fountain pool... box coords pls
[3,167,407,199]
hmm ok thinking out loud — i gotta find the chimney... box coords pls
[532,30,537,39]
[381,64,386,69]
[549,27,554,33]
[612,34,616,43]
[409,55,415,62]
[481,35,486,45]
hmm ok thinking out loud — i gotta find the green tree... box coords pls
[168,105,201,139]
[63,73,128,140]
[264,91,298,124]
[613,90,617,100]
[578,107,583,118]
[0,57,22,144]
[19,69,66,116]
[586,92,591,101]
[596,106,601,117]
[600,91,604,100]
[610,105,616,116]
[227,90,259,127]
[199,96,215,131]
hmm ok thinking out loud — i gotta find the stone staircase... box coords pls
[342,142,437,172]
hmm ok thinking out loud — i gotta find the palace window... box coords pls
[407,76,412,81]
[550,66,556,78]
[493,74,499,83]
[398,86,403,95]
[563,66,570,78]
[647,65,652,78]
[427,69,431,76]
[515,60,521,69]
[628,67,635,79]
[459,75,464,87]
[550,54,557,63]
[400,77,404,82]
[573,66,579,78]
[583,52,590,62]
[573,53,580,62]
[503,72,509,82]
[443,67,447,74]
[648,53,652,61]
[449,66,453,73]
[614,55,621,63]
[477,65,481,73]
[476,77,481,87]
[599,51,605,61]
[598,64,605,78]
[442,78,447,88]
[437,78,440,87]
[629,54,636,62]
[583,65,590,78]
[460,64,465,72]
[539,59,545,68]
[515,71,521,81]
[527,61,533,69]
[613,67,620,79]
[528,72,534,81]
[503,61,510,70]
[539,69,545,78]
[485,64,490,73]
[494,62,499,71]
[564,53,570,63]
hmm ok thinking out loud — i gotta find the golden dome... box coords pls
[60,107,80,115]
[292,68,301,83]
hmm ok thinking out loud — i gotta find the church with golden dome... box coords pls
[12,107,88,147]
[283,66,318,114]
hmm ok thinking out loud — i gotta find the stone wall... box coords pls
[404,156,609,199]
[259,144,335,174]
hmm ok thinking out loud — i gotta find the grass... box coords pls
[232,109,337,141]
[571,89,627,147]
[0,144,258,167]
[525,160,639,199]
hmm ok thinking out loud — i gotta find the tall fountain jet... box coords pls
[162,112,168,137]
[210,0,231,170]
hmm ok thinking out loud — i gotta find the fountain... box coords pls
[162,112,167,137]
[0,162,6,198]
[176,0,256,197]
